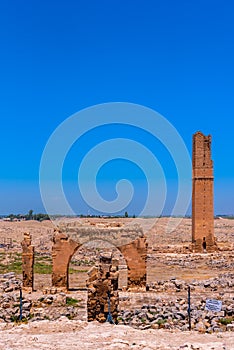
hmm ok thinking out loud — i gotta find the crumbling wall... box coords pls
[118,236,147,289]
[21,232,34,290]
[54,223,147,290]
[192,132,216,252]
[52,230,81,289]
[86,253,119,323]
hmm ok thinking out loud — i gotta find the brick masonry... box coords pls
[192,131,216,252]
[51,224,147,290]
[21,232,34,290]
[86,253,119,323]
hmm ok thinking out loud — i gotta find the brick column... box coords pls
[21,232,34,290]
[52,230,81,289]
[118,236,147,289]
[192,132,216,252]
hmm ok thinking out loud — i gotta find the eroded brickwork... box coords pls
[192,132,216,252]
[21,232,34,290]
[87,253,119,323]
[52,229,81,289]
[52,223,147,290]
[118,236,147,289]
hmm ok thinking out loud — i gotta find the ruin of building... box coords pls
[86,252,119,323]
[192,131,216,252]
[21,232,34,290]
[51,223,147,290]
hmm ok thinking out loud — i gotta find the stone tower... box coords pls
[192,131,215,252]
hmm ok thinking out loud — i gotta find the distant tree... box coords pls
[8,214,14,221]
[124,211,128,218]
[33,213,50,221]
[6,211,49,222]
[27,209,34,220]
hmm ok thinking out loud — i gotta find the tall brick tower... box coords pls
[192,131,215,252]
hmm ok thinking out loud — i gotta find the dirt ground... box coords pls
[0,319,233,350]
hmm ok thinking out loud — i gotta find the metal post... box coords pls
[188,285,191,331]
[19,288,23,321]
[106,290,115,324]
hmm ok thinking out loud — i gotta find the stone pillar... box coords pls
[21,232,34,290]
[87,253,119,323]
[192,132,216,252]
[52,230,80,289]
[118,236,147,289]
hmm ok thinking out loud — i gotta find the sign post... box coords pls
[106,290,115,324]
[19,288,23,321]
[188,285,191,331]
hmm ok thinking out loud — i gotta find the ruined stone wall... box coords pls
[192,132,215,252]
[21,232,34,290]
[56,222,147,290]
[86,254,119,323]
[52,230,81,289]
[118,236,147,289]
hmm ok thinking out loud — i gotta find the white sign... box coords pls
[205,299,222,312]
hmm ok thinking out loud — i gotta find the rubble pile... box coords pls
[147,273,234,293]
[86,253,119,323]
[0,272,21,293]
[119,296,234,332]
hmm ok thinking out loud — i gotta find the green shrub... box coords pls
[156,318,166,326]
[66,297,80,306]
[219,317,233,325]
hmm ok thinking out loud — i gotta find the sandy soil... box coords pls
[0,319,233,350]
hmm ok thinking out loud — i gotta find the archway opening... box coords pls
[68,240,127,291]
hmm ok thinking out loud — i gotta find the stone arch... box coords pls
[52,230,81,289]
[52,227,147,290]
[117,236,147,288]
[68,239,128,290]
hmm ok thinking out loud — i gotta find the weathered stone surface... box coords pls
[87,253,119,323]
[192,132,216,253]
[52,223,147,290]
[118,236,147,289]
[52,229,81,289]
[21,232,34,290]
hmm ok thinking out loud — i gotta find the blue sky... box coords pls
[0,0,233,216]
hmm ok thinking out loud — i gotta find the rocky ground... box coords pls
[0,272,233,332]
[0,218,233,349]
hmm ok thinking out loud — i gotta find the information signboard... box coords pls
[205,299,222,312]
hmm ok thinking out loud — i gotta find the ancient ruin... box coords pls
[192,131,216,252]
[16,130,229,331]
[52,230,80,289]
[20,130,218,295]
[87,253,119,323]
[51,223,147,290]
[21,232,34,290]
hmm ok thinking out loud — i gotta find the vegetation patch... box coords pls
[68,267,88,274]
[66,297,81,306]
[34,262,52,274]
[156,318,167,326]
[219,317,234,325]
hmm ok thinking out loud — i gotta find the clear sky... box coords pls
[0,0,233,216]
